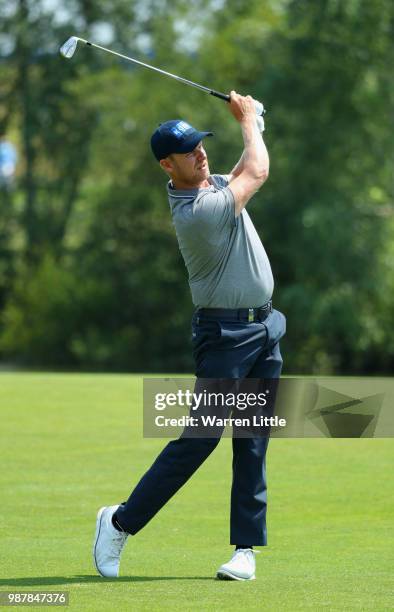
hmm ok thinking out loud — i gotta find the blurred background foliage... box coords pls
[0,0,393,373]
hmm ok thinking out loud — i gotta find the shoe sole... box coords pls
[93,506,108,578]
[216,570,256,581]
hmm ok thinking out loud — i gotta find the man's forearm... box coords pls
[230,121,269,180]
[230,150,247,179]
[240,116,269,180]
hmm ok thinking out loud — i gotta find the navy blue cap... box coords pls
[150,119,213,161]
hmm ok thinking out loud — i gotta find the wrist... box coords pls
[240,114,257,127]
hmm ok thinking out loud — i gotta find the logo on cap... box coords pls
[169,121,192,139]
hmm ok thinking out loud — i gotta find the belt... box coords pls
[196,300,273,323]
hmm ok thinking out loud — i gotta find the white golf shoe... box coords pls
[93,505,128,577]
[216,548,259,581]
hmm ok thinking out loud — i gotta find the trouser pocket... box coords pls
[191,318,221,363]
[265,309,286,348]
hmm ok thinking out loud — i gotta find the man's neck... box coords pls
[171,177,211,190]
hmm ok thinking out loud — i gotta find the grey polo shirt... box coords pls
[167,174,274,309]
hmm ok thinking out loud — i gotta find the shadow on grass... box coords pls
[0,575,214,587]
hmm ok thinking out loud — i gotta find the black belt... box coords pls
[197,300,273,323]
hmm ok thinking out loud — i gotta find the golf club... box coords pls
[60,36,265,117]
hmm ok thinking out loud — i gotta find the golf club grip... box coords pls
[210,90,231,102]
[210,91,265,116]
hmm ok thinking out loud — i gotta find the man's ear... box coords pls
[160,157,173,174]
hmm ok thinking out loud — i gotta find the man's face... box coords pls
[161,141,210,186]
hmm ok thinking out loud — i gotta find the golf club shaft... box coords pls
[85,40,230,102]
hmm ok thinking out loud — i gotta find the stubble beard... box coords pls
[196,162,210,181]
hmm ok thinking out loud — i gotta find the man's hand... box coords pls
[228,91,258,123]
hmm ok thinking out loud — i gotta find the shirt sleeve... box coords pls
[211,174,231,188]
[192,186,236,234]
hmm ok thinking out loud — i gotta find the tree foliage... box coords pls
[0,0,393,373]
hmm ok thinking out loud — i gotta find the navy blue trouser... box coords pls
[116,307,286,545]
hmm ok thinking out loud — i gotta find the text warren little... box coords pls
[155,415,286,427]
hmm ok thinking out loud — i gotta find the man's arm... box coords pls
[226,150,247,184]
[226,91,269,217]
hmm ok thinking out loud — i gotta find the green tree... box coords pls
[200,0,394,373]
[0,0,393,374]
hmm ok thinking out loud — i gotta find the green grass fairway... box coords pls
[0,373,393,611]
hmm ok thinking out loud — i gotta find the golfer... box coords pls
[93,91,286,581]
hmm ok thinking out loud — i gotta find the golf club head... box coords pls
[59,36,87,59]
